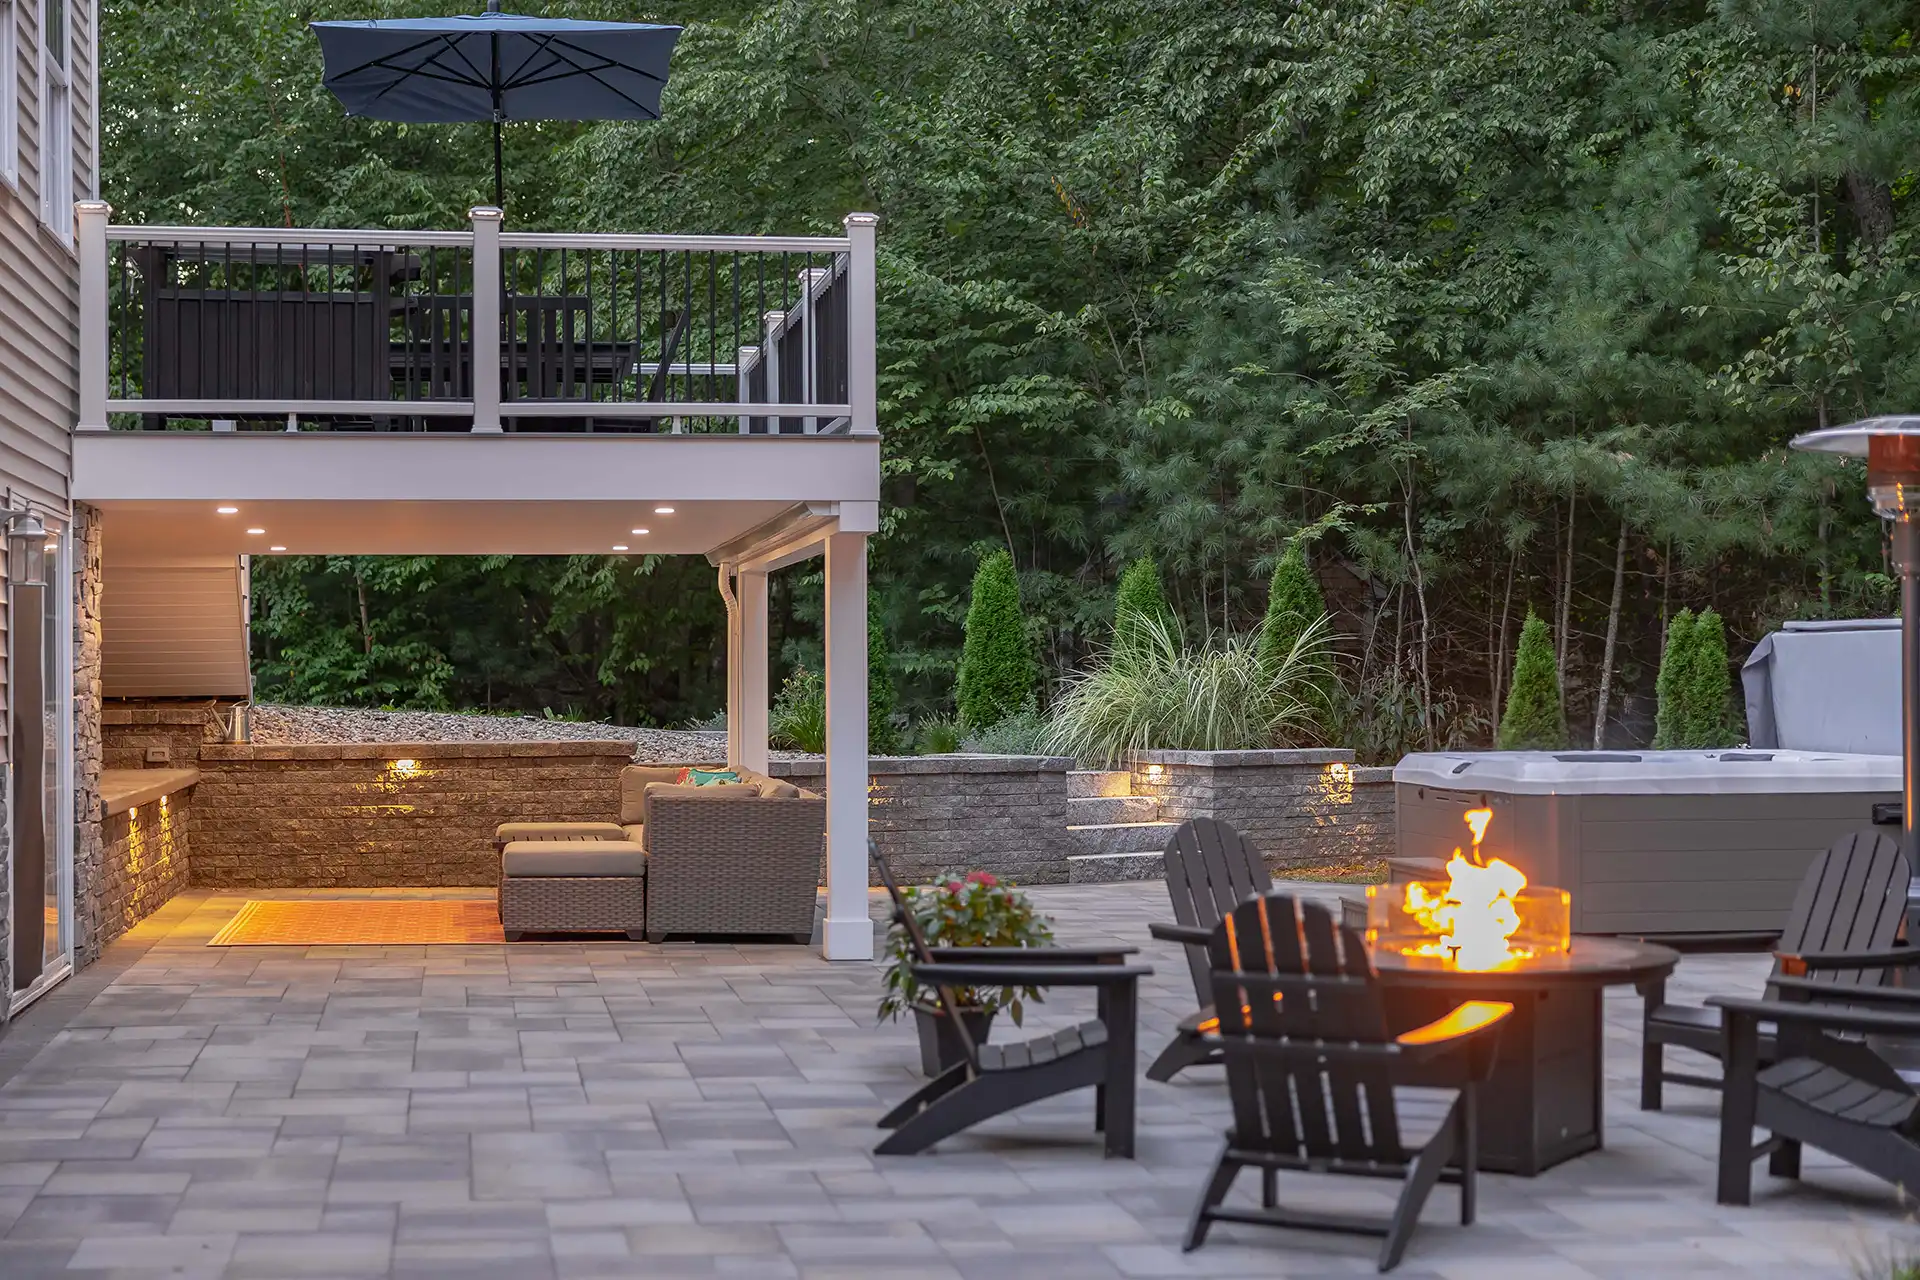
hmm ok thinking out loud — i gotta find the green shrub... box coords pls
[956,549,1038,729]
[769,669,826,752]
[1497,610,1566,750]
[869,594,898,753]
[1258,544,1327,672]
[960,701,1052,755]
[1652,607,1696,750]
[1045,614,1333,766]
[1682,607,1741,748]
[911,714,964,755]
[1113,557,1176,654]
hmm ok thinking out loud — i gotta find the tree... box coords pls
[1652,609,1697,751]
[869,593,898,753]
[1112,557,1176,654]
[1257,545,1327,672]
[956,550,1038,729]
[1498,611,1565,750]
[1682,608,1740,749]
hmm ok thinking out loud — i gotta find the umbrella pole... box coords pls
[493,118,504,210]
[491,26,504,211]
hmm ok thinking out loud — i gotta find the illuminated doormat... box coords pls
[208,900,506,946]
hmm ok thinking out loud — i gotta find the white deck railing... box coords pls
[75,203,877,436]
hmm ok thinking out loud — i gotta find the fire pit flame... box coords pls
[1402,807,1532,971]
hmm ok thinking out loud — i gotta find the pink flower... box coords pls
[967,871,998,887]
[945,880,964,895]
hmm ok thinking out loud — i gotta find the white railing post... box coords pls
[844,212,879,437]
[76,201,111,432]
[470,206,503,433]
[736,345,759,434]
[762,309,785,433]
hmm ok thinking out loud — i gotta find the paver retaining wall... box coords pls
[191,741,636,887]
[84,776,195,961]
[1129,749,1394,872]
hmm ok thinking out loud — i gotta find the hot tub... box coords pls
[1394,750,1900,938]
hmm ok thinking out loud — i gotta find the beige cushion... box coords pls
[621,823,646,846]
[619,765,691,824]
[759,778,801,799]
[494,821,627,846]
[501,840,647,877]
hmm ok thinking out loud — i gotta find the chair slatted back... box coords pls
[1206,894,1408,1167]
[1164,819,1273,1002]
[869,842,981,1069]
[1773,831,1908,991]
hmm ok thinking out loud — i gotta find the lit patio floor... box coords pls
[0,882,1909,1278]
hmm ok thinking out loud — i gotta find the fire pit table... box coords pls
[1372,937,1678,1175]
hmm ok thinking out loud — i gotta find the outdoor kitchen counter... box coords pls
[99,768,201,816]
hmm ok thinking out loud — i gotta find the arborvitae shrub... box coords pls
[1652,607,1696,750]
[1257,544,1327,673]
[1497,610,1566,750]
[1682,607,1740,749]
[1112,557,1176,654]
[956,549,1038,729]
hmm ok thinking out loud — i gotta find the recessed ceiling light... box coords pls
[246,528,266,535]
[268,546,286,552]
[216,506,239,515]
[653,506,675,514]
[630,528,649,536]
[611,544,630,552]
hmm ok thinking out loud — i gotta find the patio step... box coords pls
[1066,820,1179,857]
[1066,794,1159,826]
[1067,851,1166,884]
[1068,769,1133,799]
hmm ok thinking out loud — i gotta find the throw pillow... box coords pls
[685,767,742,787]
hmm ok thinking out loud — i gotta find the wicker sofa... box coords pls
[620,765,827,943]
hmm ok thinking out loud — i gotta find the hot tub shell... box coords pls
[1394,751,1899,937]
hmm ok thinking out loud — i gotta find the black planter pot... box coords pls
[913,1004,994,1076]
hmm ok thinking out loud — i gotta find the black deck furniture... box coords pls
[870,844,1151,1157]
[1711,990,1920,1206]
[1640,830,1910,1111]
[1184,893,1512,1272]
[1145,818,1273,1082]
[1374,935,1676,1175]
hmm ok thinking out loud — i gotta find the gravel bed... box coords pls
[247,704,744,762]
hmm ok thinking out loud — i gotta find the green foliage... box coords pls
[1113,558,1176,654]
[959,702,1053,755]
[1498,612,1566,751]
[769,670,826,753]
[956,550,1038,729]
[1652,609,1698,751]
[1330,667,1489,767]
[1257,546,1327,674]
[869,594,899,754]
[1682,609,1741,749]
[878,871,1055,1022]
[911,714,965,755]
[1046,615,1333,766]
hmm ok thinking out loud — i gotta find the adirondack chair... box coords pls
[1640,830,1912,1110]
[1184,893,1511,1272]
[1711,989,1920,1206]
[1145,818,1272,1082]
[871,844,1153,1157]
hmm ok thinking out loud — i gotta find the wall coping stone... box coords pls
[1353,766,1394,784]
[200,740,637,762]
[99,769,200,817]
[764,754,1075,776]
[1130,748,1354,768]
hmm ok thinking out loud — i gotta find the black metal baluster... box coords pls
[731,251,740,416]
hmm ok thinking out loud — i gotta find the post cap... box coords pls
[843,212,880,230]
[75,200,111,215]
[469,205,505,222]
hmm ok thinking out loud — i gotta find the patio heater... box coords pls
[1790,417,1920,894]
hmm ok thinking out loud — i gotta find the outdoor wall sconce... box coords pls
[3,510,50,587]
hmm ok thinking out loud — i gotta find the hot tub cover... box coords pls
[1393,750,1899,796]
[1743,618,1900,754]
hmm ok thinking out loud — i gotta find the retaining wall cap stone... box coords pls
[1128,748,1355,767]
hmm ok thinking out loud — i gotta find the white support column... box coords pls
[844,213,879,437]
[822,531,871,960]
[76,201,111,431]
[469,206,503,433]
[739,568,770,774]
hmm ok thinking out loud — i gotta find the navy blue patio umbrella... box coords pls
[312,1,681,208]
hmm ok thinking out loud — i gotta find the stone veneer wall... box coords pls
[1130,749,1393,872]
[767,755,1074,885]
[87,785,193,960]
[193,741,637,887]
[70,503,105,973]
[102,701,236,770]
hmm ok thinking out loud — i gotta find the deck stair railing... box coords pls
[76,203,877,436]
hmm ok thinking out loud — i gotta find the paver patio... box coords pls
[0,881,1910,1279]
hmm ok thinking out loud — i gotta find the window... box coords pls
[0,0,18,186]
[38,0,69,239]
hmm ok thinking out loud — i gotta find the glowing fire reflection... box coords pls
[1401,807,1532,971]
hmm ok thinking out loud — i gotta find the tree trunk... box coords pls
[1494,542,1517,735]
[1593,519,1628,749]
[1402,449,1433,746]
[355,571,373,657]
[1556,492,1576,690]
[1846,169,1895,261]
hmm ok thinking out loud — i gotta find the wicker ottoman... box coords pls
[494,821,629,852]
[498,840,648,941]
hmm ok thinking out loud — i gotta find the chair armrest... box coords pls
[908,961,1152,988]
[925,946,1138,963]
[1769,976,1920,1008]
[1778,946,1920,974]
[1394,1000,1513,1067]
[1708,994,1920,1037]
[1149,922,1213,946]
